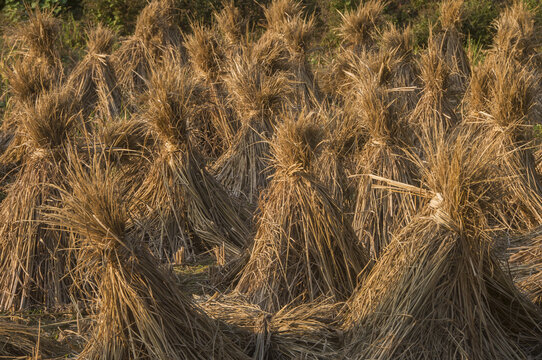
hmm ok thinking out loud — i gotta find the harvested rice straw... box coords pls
[330,43,402,111]
[490,1,542,143]
[201,295,342,360]
[263,0,321,105]
[0,87,79,311]
[337,0,386,53]
[136,62,251,261]
[212,50,292,205]
[1,8,63,165]
[8,6,61,64]
[252,30,291,77]
[0,320,63,358]
[66,25,122,122]
[235,112,369,312]
[434,0,470,100]
[492,1,540,65]
[378,23,420,112]
[464,55,542,231]
[409,35,459,148]
[344,132,542,359]
[213,1,246,56]
[312,109,353,210]
[95,114,155,187]
[510,228,542,305]
[350,69,420,259]
[112,0,181,107]
[185,22,237,158]
[48,154,250,360]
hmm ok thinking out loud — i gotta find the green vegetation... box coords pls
[3,0,534,48]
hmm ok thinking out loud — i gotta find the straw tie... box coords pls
[429,192,456,230]
[31,148,48,160]
[370,138,387,146]
[163,140,179,153]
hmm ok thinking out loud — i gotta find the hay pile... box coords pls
[343,132,542,359]
[136,58,251,261]
[212,48,291,205]
[0,87,78,310]
[201,295,342,360]
[263,0,320,105]
[464,54,542,231]
[409,36,459,147]
[434,0,470,101]
[48,154,250,360]
[235,112,369,312]
[350,65,420,259]
[0,320,63,358]
[1,8,63,165]
[112,0,181,107]
[66,25,122,122]
[338,0,385,53]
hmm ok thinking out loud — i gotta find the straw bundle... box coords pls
[264,0,313,60]
[1,8,63,164]
[201,296,342,359]
[0,59,53,165]
[235,112,369,312]
[154,48,226,160]
[331,42,398,109]
[337,0,385,52]
[9,7,61,64]
[510,228,542,305]
[0,87,78,311]
[185,22,225,83]
[490,1,542,180]
[409,36,459,148]
[263,0,303,27]
[344,132,542,359]
[214,1,246,54]
[112,0,181,106]
[96,115,154,183]
[48,155,250,360]
[0,320,63,358]
[263,0,320,105]
[184,22,236,158]
[136,62,251,261]
[434,0,470,99]
[336,26,419,129]
[378,23,420,111]
[465,55,542,231]
[312,106,358,210]
[252,31,291,76]
[212,50,291,204]
[333,49,404,163]
[350,70,420,259]
[492,1,540,64]
[66,25,122,121]
[3,56,56,109]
